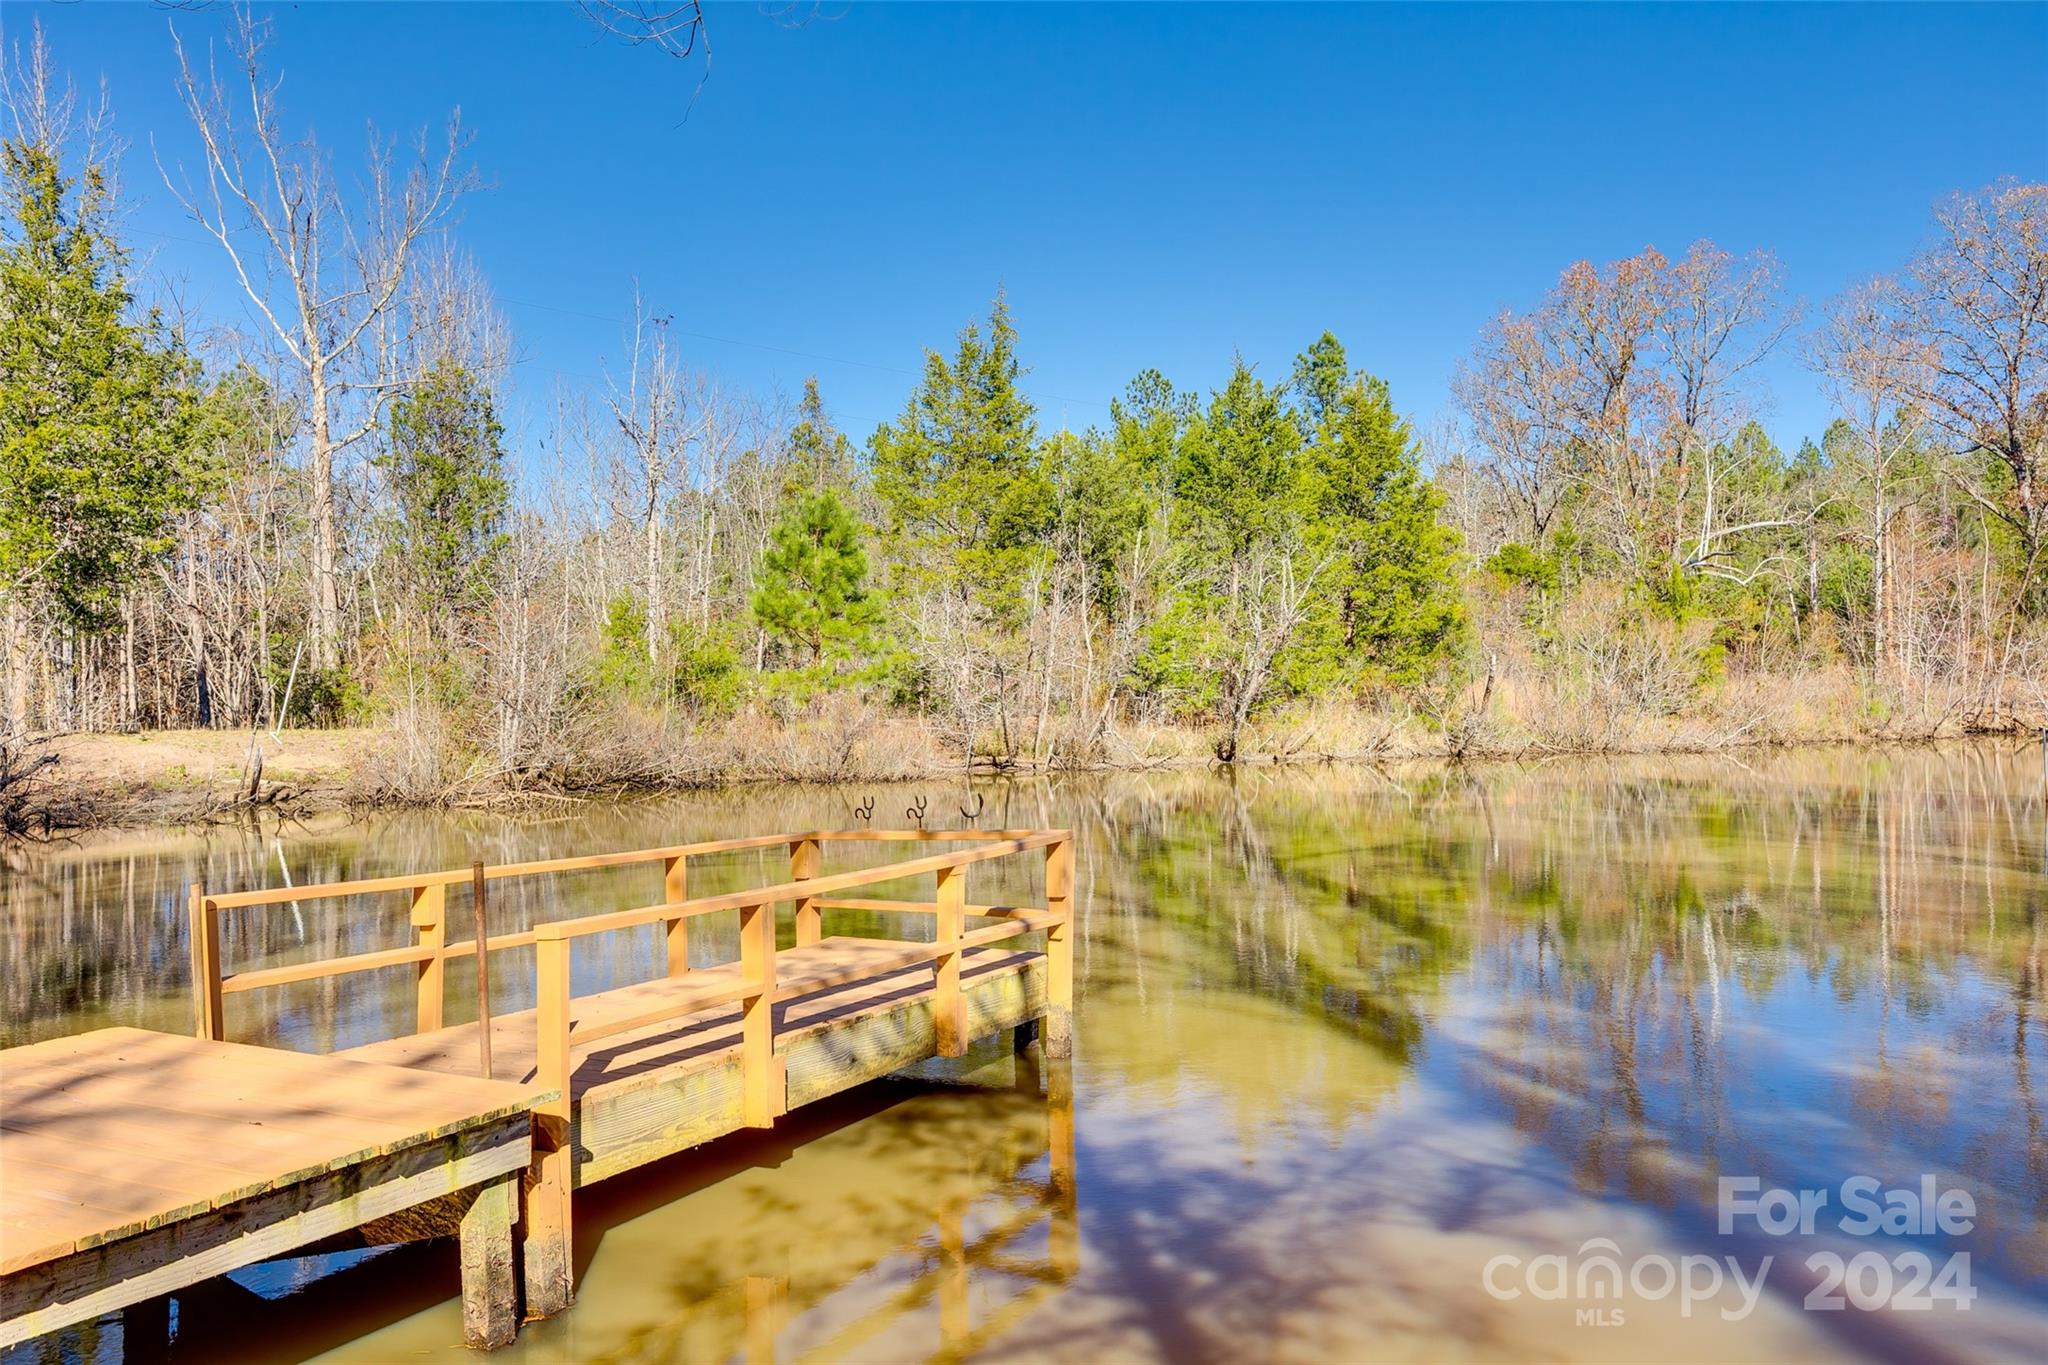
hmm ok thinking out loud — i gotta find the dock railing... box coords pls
[185,826,1074,1324]
[187,826,1076,1079]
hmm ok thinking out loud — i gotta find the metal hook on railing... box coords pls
[906,794,928,827]
[959,793,984,825]
[852,794,875,823]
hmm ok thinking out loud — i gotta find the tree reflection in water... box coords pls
[3,743,2045,1362]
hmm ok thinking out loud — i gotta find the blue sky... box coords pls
[17,1,2048,460]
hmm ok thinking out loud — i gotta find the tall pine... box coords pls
[0,116,202,633]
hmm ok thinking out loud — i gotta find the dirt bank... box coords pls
[35,729,368,826]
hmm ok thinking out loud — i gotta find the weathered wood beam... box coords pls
[0,1115,529,1349]
[523,935,576,1319]
[458,1171,518,1348]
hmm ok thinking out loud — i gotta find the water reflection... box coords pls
[4,743,2047,1362]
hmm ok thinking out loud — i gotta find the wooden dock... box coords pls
[0,1028,540,1349]
[1,827,1074,1350]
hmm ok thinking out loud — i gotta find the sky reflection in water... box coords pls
[3,743,2044,1362]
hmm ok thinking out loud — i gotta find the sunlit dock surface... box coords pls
[0,829,1074,1350]
[0,1029,537,1350]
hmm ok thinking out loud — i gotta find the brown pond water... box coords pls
[4,743,2047,1363]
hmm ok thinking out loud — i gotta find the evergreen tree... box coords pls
[1306,361,1466,683]
[871,292,1049,614]
[0,120,203,632]
[752,490,877,667]
[379,360,510,631]
[1290,329,1349,429]
[784,375,855,494]
[1175,355,1307,563]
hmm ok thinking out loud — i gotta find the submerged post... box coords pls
[1044,835,1074,1058]
[412,882,447,1033]
[525,929,576,1317]
[187,881,223,1041]
[471,860,492,1080]
[790,837,822,946]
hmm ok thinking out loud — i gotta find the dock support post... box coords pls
[412,882,447,1033]
[662,855,690,974]
[934,863,967,1057]
[187,881,223,1041]
[789,837,821,946]
[1044,835,1074,1058]
[524,931,576,1318]
[740,901,784,1127]
[459,1171,519,1348]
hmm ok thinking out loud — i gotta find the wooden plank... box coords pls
[811,898,1049,919]
[338,942,1040,1094]
[5,1031,539,1135]
[221,941,439,994]
[0,1212,81,1277]
[0,1155,214,1241]
[534,834,1064,944]
[204,832,802,910]
[0,1116,530,1348]
[0,1029,548,1268]
[220,930,539,994]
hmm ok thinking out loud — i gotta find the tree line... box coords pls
[1,18,2042,789]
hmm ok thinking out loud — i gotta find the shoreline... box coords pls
[16,718,2042,839]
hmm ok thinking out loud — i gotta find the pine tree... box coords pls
[1304,355,1466,684]
[378,360,510,632]
[0,121,203,633]
[871,292,1049,615]
[752,490,877,667]
[784,375,855,494]
[1175,355,1307,564]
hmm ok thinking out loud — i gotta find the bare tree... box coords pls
[1459,243,1805,585]
[163,8,474,671]
[1659,243,1800,580]
[1809,281,1930,673]
[603,296,704,663]
[1899,181,2048,591]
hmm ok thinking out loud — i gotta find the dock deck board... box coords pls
[0,1029,541,1281]
[340,937,1039,1097]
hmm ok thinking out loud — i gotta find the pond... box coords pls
[4,742,2046,1362]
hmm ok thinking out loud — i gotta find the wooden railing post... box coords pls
[471,860,493,1080]
[790,837,821,946]
[526,928,576,1317]
[934,863,967,1057]
[411,882,447,1033]
[662,855,690,975]
[739,901,783,1126]
[1044,836,1074,1058]
[187,881,223,1042]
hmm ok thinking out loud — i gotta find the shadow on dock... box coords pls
[76,1051,1076,1364]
